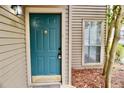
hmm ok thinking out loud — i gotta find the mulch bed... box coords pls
[112,64,124,88]
[72,69,105,88]
[72,66,124,88]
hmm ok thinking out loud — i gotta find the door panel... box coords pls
[30,14,61,81]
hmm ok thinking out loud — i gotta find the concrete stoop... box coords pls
[31,84,75,88]
[60,85,76,88]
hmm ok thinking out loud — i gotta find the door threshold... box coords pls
[30,82,61,87]
[32,75,61,83]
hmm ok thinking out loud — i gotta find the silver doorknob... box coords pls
[58,54,62,60]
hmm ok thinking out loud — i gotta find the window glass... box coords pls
[84,20,102,63]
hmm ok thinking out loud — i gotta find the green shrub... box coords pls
[115,44,124,63]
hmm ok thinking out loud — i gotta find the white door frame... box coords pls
[25,7,66,86]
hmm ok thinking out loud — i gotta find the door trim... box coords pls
[25,7,66,87]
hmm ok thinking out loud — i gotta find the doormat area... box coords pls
[72,69,105,88]
[32,84,60,88]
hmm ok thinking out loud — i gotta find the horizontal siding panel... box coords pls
[72,51,82,54]
[0,23,24,34]
[72,12,106,15]
[0,30,25,38]
[72,8,106,12]
[72,34,82,36]
[72,53,82,56]
[0,54,25,70]
[0,60,26,88]
[0,38,25,45]
[72,16,106,18]
[0,22,24,30]
[0,62,26,87]
[0,52,25,66]
[71,60,82,63]
[72,56,82,59]
[72,28,83,30]
[72,42,82,45]
[0,48,25,61]
[71,25,82,28]
[72,30,82,33]
[72,22,82,24]
[0,62,25,83]
[0,15,24,29]
[72,16,106,20]
[2,66,27,88]
[0,43,25,53]
[72,58,82,61]
[72,48,82,50]
[72,5,106,9]
[72,52,82,54]
[72,38,82,40]
[72,15,106,19]
[0,57,25,77]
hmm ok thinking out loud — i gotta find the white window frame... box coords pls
[82,19,105,66]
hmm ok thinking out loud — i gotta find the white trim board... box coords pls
[25,7,66,87]
[69,5,72,85]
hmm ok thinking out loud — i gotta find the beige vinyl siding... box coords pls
[0,6,27,87]
[71,5,107,69]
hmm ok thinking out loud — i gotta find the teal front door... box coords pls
[30,14,61,83]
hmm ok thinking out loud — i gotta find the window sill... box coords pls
[82,62,103,69]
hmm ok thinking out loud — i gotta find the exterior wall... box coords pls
[70,5,107,69]
[0,5,107,87]
[0,5,27,87]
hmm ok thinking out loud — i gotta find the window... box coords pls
[82,19,104,65]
